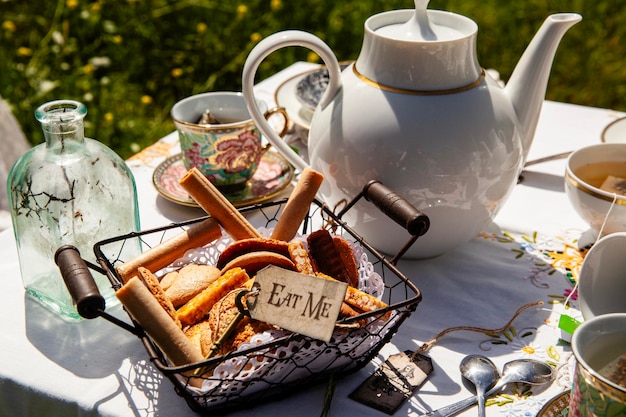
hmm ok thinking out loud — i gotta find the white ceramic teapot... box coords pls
[242,0,581,258]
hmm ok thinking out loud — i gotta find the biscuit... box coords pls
[137,267,180,327]
[217,237,290,270]
[219,251,296,276]
[165,264,221,308]
[176,267,250,327]
[307,229,352,285]
[288,240,315,275]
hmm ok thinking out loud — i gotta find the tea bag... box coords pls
[349,351,433,414]
[198,110,222,124]
[600,353,626,388]
[599,175,626,196]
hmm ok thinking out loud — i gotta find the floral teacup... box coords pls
[570,313,626,417]
[172,92,288,192]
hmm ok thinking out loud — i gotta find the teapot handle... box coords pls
[242,30,343,172]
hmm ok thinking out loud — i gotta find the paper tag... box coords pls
[558,314,582,343]
[349,351,433,415]
[246,266,348,342]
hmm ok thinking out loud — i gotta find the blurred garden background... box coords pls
[0,0,622,159]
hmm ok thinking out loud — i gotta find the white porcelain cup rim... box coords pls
[566,143,626,203]
[571,312,626,394]
[578,231,626,319]
[171,91,268,128]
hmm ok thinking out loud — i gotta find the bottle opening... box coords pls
[35,100,87,125]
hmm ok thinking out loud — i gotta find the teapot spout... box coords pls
[506,13,581,161]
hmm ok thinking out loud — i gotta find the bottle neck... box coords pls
[35,100,87,152]
[42,120,85,151]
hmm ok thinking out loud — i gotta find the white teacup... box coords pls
[578,232,626,319]
[565,143,626,235]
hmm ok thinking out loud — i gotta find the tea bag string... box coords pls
[412,300,543,357]
[560,192,617,314]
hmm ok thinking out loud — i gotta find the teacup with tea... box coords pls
[171,92,288,193]
[570,313,626,416]
[565,143,626,235]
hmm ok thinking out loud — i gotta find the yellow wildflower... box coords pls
[66,0,79,9]
[112,35,123,44]
[104,112,114,122]
[17,47,32,57]
[2,21,16,32]
[270,0,282,10]
[141,95,153,105]
[197,23,207,34]
[171,68,183,78]
[250,32,261,43]
[237,4,248,18]
[83,63,95,74]
[307,51,320,63]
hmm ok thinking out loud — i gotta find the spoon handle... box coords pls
[422,395,478,417]
[477,393,487,417]
[422,381,507,417]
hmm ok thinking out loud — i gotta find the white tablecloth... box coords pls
[1,62,624,417]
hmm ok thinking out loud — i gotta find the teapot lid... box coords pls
[376,0,466,42]
[355,0,482,91]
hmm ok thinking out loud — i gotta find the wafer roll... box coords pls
[116,277,205,367]
[271,168,324,241]
[180,168,261,240]
[116,218,222,282]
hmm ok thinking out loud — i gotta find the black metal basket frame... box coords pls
[63,182,426,415]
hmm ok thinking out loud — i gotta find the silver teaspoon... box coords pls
[423,359,555,417]
[460,355,500,417]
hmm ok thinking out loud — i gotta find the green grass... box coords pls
[1,0,623,159]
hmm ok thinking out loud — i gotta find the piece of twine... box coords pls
[412,300,544,357]
[561,191,618,311]
[411,191,620,356]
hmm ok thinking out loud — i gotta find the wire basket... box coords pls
[57,181,426,415]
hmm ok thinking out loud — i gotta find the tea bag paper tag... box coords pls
[247,266,348,342]
[349,351,433,415]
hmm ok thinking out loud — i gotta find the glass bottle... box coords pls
[7,100,141,321]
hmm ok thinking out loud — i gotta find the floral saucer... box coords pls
[153,151,294,208]
[536,391,569,417]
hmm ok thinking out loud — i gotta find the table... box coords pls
[1,62,623,417]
